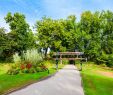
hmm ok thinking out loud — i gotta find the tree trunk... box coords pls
[44,48,48,59]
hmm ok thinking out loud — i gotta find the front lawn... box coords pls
[0,63,11,75]
[0,61,63,95]
[76,62,113,95]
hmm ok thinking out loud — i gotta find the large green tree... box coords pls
[0,27,9,61]
[98,10,113,66]
[5,12,35,54]
[80,11,102,60]
[36,17,65,58]
[0,10,113,66]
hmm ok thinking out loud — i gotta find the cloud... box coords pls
[1,0,113,31]
[0,14,9,32]
[13,0,26,6]
[41,0,82,19]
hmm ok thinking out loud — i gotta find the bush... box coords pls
[26,63,32,69]
[36,67,42,72]
[7,68,19,75]
[20,64,26,70]
[97,52,113,67]
[23,49,43,65]
[96,51,108,64]
[40,65,48,71]
[21,68,29,73]
[7,49,45,75]
[106,55,113,67]
[29,68,37,73]
[62,60,69,64]
[13,53,21,64]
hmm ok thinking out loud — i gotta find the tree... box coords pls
[101,10,113,54]
[5,12,34,54]
[1,10,113,66]
[0,28,7,52]
[27,30,36,49]
[36,17,65,58]
[0,27,8,61]
[98,10,113,66]
[62,15,77,51]
[80,11,102,60]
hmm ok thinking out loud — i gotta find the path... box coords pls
[9,65,84,95]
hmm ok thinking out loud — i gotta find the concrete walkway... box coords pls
[9,65,84,95]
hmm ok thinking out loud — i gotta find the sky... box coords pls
[0,0,113,31]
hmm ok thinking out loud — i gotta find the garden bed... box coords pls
[0,62,64,95]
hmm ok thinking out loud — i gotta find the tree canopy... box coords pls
[0,10,113,66]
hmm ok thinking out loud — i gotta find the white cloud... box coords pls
[13,0,26,6]
[42,0,82,19]
[0,15,9,32]
[1,0,113,32]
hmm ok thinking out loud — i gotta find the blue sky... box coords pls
[0,0,113,31]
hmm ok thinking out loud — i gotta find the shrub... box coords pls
[26,63,32,69]
[29,68,37,73]
[7,49,44,75]
[106,55,113,67]
[7,68,19,75]
[23,49,42,65]
[97,52,113,67]
[20,64,25,70]
[40,65,48,71]
[96,52,108,64]
[13,53,21,64]
[21,68,29,73]
[36,67,42,72]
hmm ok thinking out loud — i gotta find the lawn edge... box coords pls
[76,65,85,95]
[80,72,85,95]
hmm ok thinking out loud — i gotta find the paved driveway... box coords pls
[9,65,84,95]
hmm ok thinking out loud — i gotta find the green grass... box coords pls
[0,61,64,95]
[0,63,11,75]
[0,68,56,95]
[76,62,113,95]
